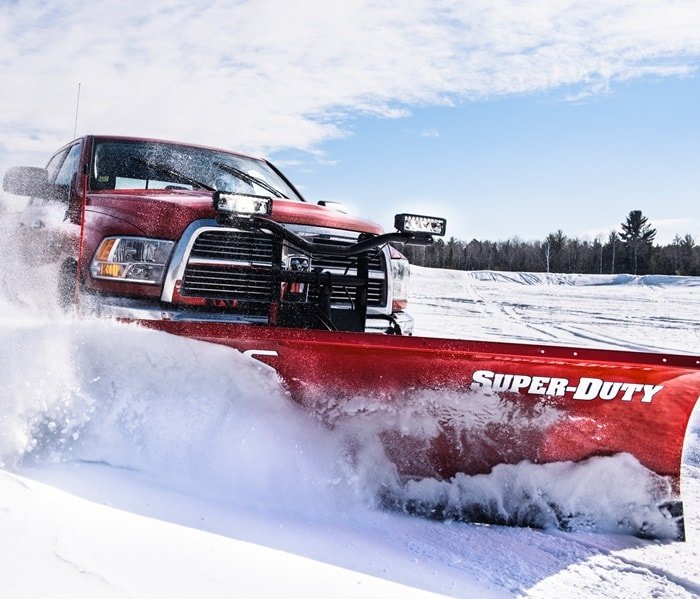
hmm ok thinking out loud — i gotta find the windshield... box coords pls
[90,139,302,201]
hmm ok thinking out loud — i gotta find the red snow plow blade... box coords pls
[144,320,700,538]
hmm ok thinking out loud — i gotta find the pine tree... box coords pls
[619,210,656,274]
[544,230,567,273]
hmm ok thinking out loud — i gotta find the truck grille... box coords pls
[182,266,275,300]
[189,230,274,263]
[179,228,387,306]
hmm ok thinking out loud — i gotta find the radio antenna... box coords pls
[73,82,81,138]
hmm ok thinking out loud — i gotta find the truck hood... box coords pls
[86,190,384,238]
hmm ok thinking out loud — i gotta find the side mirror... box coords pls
[317,200,348,214]
[2,166,49,197]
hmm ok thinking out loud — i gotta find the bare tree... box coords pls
[607,230,618,274]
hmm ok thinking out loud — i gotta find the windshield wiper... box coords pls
[130,156,215,191]
[214,161,287,198]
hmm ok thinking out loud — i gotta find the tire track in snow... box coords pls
[470,290,565,344]
[544,323,687,354]
[600,555,700,597]
[534,534,700,598]
[411,267,700,354]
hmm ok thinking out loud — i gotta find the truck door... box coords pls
[19,141,83,264]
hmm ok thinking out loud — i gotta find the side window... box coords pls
[53,142,84,203]
[55,142,83,187]
[46,148,69,183]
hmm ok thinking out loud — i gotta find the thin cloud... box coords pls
[1,0,700,161]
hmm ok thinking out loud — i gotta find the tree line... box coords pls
[401,211,699,276]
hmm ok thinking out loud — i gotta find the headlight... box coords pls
[90,237,174,284]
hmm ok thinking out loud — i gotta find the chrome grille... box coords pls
[179,228,387,307]
[181,266,274,300]
[189,230,274,263]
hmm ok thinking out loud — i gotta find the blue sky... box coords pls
[1,1,699,244]
[274,75,700,244]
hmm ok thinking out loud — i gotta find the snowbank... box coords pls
[412,266,700,288]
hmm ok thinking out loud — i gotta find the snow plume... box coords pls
[0,211,64,319]
[0,316,361,517]
[388,454,680,540]
[0,211,357,517]
[315,388,683,539]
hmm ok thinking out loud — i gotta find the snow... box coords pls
[410,266,700,354]
[0,220,699,597]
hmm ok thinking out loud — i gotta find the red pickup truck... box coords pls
[3,135,444,333]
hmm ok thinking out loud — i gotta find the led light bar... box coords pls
[394,213,447,236]
[213,191,272,217]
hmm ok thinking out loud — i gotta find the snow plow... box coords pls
[4,135,699,539]
[142,320,699,538]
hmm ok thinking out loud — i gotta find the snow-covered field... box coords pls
[1,227,699,597]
